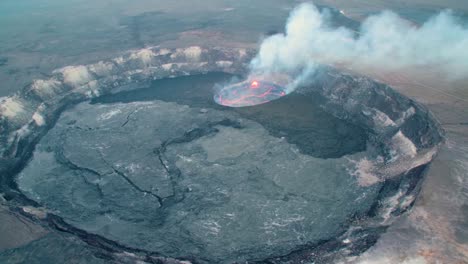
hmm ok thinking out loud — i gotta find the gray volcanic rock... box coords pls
[18,100,380,263]
[0,206,47,250]
[0,233,107,264]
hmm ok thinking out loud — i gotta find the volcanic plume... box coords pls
[249,3,468,92]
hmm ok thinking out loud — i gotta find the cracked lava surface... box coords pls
[16,99,379,263]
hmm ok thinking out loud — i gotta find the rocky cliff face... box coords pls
[0,46,443,263]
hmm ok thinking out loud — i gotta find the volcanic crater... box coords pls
[0,46,443,263]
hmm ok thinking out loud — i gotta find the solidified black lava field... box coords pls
[18,73,375,263]
[0,47,443,263]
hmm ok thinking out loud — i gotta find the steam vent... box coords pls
[0,46,442,263]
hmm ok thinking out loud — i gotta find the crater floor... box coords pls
[16,74,381,263]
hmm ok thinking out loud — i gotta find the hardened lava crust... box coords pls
[0,46,443,263]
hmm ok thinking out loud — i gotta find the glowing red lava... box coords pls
[250,81,259,88]
[214,80,288,107]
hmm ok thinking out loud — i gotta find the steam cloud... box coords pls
[249,3,468,91]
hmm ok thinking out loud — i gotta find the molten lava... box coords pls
[250,81,259,88]
[215,79,287,107]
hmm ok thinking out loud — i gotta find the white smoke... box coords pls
[249,3,468,90]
